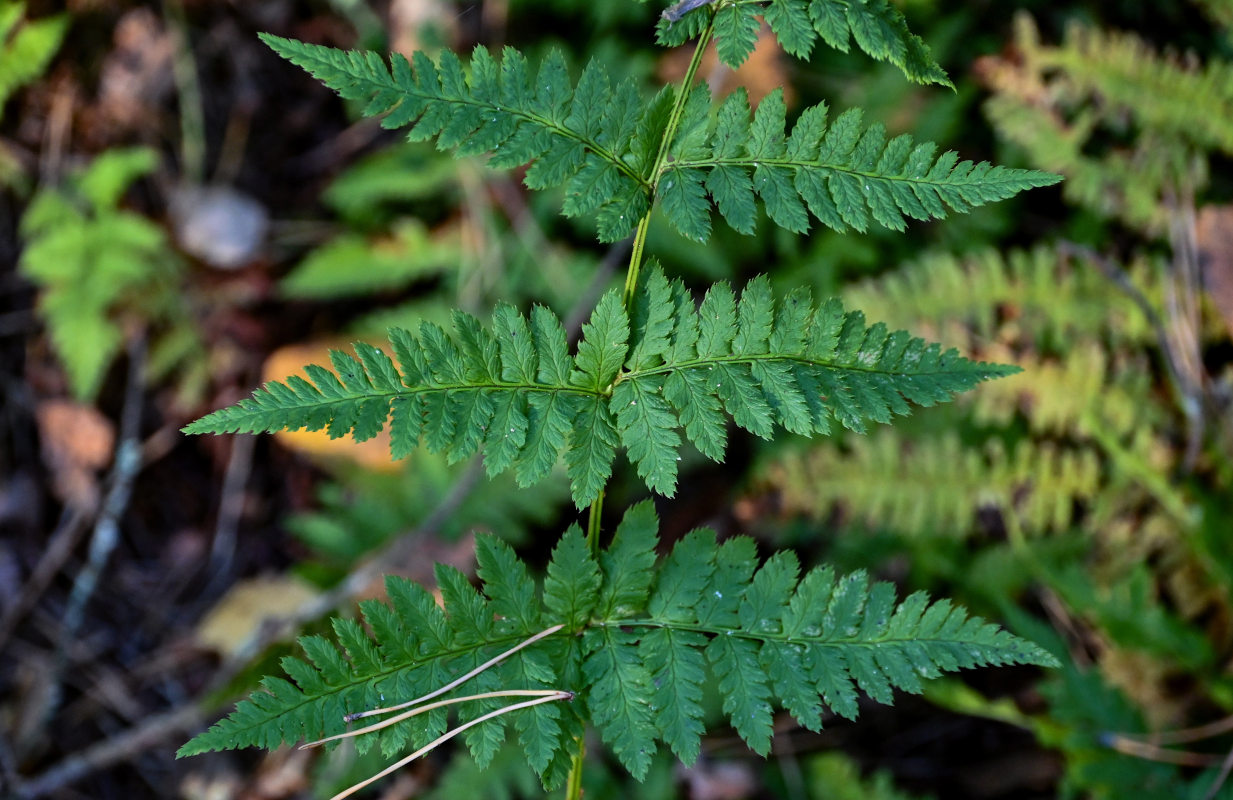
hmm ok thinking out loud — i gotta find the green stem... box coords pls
[622,17,716,307]
[585,488,606,558]
[163,0,206,184]
[586,17,713,797]
[565,736,586,800]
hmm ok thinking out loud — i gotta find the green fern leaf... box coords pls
[659,86,1059,240]
[187,269,1018,505]
[259,34,653,243]
[572,289,630,392]
[181,506,1056,779]
[543,525,601,629]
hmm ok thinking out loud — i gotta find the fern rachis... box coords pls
[182,1,1060,795]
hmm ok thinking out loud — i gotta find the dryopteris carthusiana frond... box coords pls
[182,2,1060,795]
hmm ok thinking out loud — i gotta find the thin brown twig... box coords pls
[0,507,90,651]
[1136,714,1233,746]
[45,337,146,727]
[1103,734,1224,767]
[199,432,255,603]
[10,706,204,799]
[1057,240,1208,466]
[1203,743,1233,800]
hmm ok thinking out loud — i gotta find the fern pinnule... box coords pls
[186,267,1020,507]
[179,504,1057,785]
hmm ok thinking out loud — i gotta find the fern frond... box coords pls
[837,247,1172,440]
[842,247,1156,346]
[186,266,1018,506]
[260,34,652,242]
[968,346,1163,440]
[658,0,952,88]
[18,148,182,401]
[661,86,1060,241]
[981,14,1232,235]
[1013,15,1233,155]
[180,504,1056,783]
[771,430,1101,538]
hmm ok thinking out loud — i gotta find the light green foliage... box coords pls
[807,752,933,800]
[320,141,463,223]
[842,247,1155,346]
[774,431,1101,539]
[766,243,1189,546]
[1192,0,1233,28]
[179,504,1055,781]
[260,25,1054,245]
[983,14,1233,236]
[280,220,460,299]
[0,2,67,121]
[658,0,952,87]
[19,148,186,400]
[1047,564,1212,670]
[186,267,1017,506]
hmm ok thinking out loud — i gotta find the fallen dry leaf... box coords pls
[196,575,320,658]
[390,0,458,57]
[97,8,175,131]
[36,399,115,511]
[679,759,756,800]
[261,340,398,471]
[1196,204,1233,339]
[659,25,793,107]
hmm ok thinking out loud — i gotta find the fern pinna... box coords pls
[186,267,1018,506]
[183,1,1059,796]
[180,504,1056,784]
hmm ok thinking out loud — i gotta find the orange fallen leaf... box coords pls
[1197,204,1233,340]
[36,399,115,511]
[261,340,400,471]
